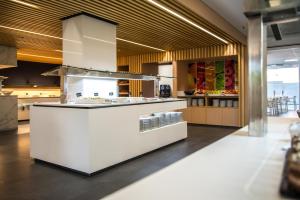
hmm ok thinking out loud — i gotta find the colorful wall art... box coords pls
[196,62,205,90]
[224,59,235,90]
[215,60,225,90]
[205,61,215,90]
[191,57,236,91]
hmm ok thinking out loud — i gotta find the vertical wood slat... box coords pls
[117,43,247,126]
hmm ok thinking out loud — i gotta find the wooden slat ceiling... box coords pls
[0,0,239,63]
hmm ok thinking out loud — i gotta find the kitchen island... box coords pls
[30,98,187,174]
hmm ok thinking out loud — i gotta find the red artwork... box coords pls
[224,59,235,90]
[197,62,205,90]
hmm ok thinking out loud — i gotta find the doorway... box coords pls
[267,48,300,116]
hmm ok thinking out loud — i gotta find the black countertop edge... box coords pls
[18,97,60,99]
[61,12,118,26]
[177,95,239,98]
[33,99,186,109]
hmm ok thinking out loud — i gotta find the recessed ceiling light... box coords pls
[147,0,228,44]
[117,38,165,51]
[9,0,39,9]
[284,58,299,62]
[17,53,62,60]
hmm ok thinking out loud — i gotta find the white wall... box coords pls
[67,77,117,102]
[158,64,173,91]
[62,14,117,71]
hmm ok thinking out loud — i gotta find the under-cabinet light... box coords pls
[147,0,228,44]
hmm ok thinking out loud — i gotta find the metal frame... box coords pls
[42,65,174,103]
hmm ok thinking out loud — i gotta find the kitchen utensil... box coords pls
[184,90,195,95]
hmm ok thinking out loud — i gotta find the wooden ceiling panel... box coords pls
[0,0,239,62]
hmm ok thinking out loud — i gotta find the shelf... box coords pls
[178,95,238,98]
[119,92,129,95]
[118,83,129,86]
[141,121,186,134]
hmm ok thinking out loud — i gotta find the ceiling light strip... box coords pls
[0,25,164,51]
[117,38,165,51]
[9,0,39,9]
[17,53,62,60]
[0,25,81,43]
[147,0,228,44]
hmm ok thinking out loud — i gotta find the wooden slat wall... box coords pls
[117,43,248,126]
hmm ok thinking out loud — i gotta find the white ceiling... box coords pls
[201,0,247,35]
[268,46,300,65]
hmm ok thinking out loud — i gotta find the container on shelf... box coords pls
[150,116,160,129]
[187,98,192,107]
[198,98,204,106]
[220,100,226,107]
[227,100,233,107]
[192,99,198,106]
[233,100,238,108]
[152,112,167,127]
[212,99,220,107]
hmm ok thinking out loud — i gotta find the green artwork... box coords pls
[215,60,224,90]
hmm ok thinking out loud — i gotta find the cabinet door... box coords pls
[190,107,206,124]
[178,108,191,122]
[206,107,223,125]
[222,108,239,127]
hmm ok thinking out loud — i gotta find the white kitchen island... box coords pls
[30,98,187,174]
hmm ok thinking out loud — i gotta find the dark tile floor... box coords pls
[0,124,238,200]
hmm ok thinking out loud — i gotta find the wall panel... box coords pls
[117,43,247,126]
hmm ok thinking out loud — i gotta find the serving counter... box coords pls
[30,98,187,174]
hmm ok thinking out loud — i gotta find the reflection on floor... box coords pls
[17,121,30,134]
[0,123,238,200]
[279,110,298,118]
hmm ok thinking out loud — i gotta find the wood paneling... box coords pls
[117,43,248,126]
[0,0,239,60]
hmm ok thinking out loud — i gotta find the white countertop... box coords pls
[33,98,185,108]
[102,117,297,200]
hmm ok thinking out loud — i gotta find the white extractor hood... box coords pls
[0,45,17,69]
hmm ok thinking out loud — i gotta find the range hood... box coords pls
[0,46,17,69]
[42,65,174,81]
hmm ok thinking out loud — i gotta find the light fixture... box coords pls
[0,25,81,43]
[83,35,116,45]
[117,38,165,51]
[0,25,163,51]
[9,0,39,9]
[284,58,299,62]
[147,0,228,44]
[17,53,62,60]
